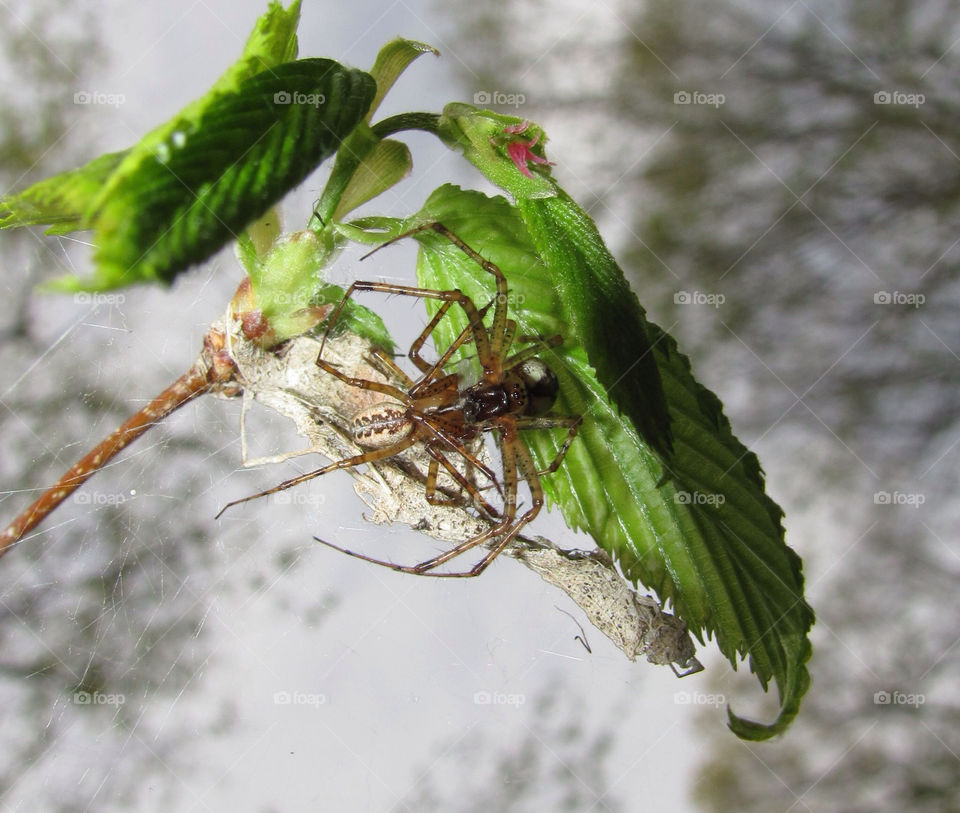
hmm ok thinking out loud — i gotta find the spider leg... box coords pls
[317,280,365,358]
[403,223,512,366]
[502,334,563,371]
[424,455,461,507]
[326,280,494,376]
[416,423,534,578]
[363,222,508,379]
[409,301,493,397]
[437,422,560,577]
[238,389,330,468]
[425,446,500,518]
[312,432,516,576]
[365,347,414,389]
[315,281,414,403]
[419,421,503,498]
[314,419,532,577]
[409,300,455,375]
[429,419,572,578]
[312,514,508,577]
[500,319,518,358]
[514,415,583,476]
[316,356,412,404]
[407,419,543,577]
[215,434,418,519]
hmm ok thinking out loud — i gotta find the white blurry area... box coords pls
[0,1,722,811]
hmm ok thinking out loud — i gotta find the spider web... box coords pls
[0,4,699,809]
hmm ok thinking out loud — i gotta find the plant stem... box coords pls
[370,112,441,139]
[0,331,237,557]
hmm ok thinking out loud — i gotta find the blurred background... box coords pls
[1,0,957,810]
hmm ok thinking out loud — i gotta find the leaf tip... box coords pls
[726,636,813,740]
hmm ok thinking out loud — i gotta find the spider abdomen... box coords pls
[352,403,415,448]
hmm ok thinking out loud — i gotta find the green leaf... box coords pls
[366,38,439,121]
[229,0,302,79]
[312,39,436,227]
[333,217,405,244]
[518,190,673,456]
[45,59,375,291]
[126,0,302,137]
[244,206,283,259]
[235,230,262,278]
[390,184,811,740]
[0,150,125,233]
[2,1,302,241]
[331,139,412,222]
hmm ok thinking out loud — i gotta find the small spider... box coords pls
[217,222,582,577]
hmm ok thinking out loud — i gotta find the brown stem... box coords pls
[0,330,237,557]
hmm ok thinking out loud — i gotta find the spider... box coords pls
[217,222,582,577]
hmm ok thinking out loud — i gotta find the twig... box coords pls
[0,329,238,557]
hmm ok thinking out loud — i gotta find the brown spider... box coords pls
[216,222,582,577]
